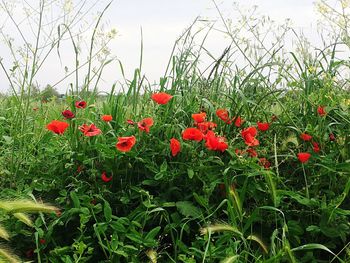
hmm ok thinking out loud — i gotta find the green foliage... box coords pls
[0,0,349,262]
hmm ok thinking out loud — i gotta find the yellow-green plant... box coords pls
[0,199,58,263]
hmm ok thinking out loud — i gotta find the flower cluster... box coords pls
[46,94,331,184]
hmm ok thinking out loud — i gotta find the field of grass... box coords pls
[0,0,350,262]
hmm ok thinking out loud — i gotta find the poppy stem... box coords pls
[302,164,309,199]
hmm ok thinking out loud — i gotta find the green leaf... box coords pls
[104,201,112,222]
[160,161,167,172]
[154,172,164,180]
[187,168,194,179]
[144,226,161,241]
[70,191,80,208]
[277,190,319,207]
[2,136,13,144]
[114,249,128,257]
[291,243,343,262]
[176,201,201,218]
[193,193,208,209]
[126,233,143,244]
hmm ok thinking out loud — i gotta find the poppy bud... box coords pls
[62,110,75,119]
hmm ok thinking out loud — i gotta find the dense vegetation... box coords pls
[0,0,349,262]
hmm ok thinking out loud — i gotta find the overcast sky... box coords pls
[0,0,320,93]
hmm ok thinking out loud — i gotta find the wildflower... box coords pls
[216,109,231,124]
[241,127,259,147]
[137,117,154,133]
[197,121,217,133]
[55,210,62,217]
[182,128,203,141]
[47,120,69,135]
[76,165,83,174]
[317,105,326,117]
[235,149,245,156]
[258,158,271,169]
[79,124,101,137]
[127,119,135,125]
[257,122,270,131]
[101,171,113,182]
[62,110,75,119]
[204,131,218,151]
[151,92,173,104]
[116,136,136,152]
[312,141,320,153]
[233,116,244,127]
[39,239,46,245]
[247,148,258,157]
[216,137,229,152]
[101,115,112,122]
[204,131,228,152]
[329,133,336,141]
[75,100,87,109]
[170,138,181,157]
[297,152,311,163]
[192,112,206,123]
[300,133,312,141]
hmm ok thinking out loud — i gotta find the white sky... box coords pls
[0,0,320,93]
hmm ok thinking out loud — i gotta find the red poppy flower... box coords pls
[241,127,259,146]
[76,165,84,173]
[101,171,113,182]
[62,110,75,119]
[312,141,320,153]
[116,136,136,152]
[192,112,206,123]
[216,137,228,152]
[79,124,101,137]
[197,121,217,133]
[204,131,218,150]
[75,100,87,109]
[182,128,203,141]
[137,117,154,133]
[233,116,244,127]
[297,152,311,163]
[258,158,271,169]
[216,109,231,124]
[317,105,326,117]
[329,133,336,141]
[127,119,135,125]
[151,92,173,104]
[39,239,46,245]
[55,210,62,217]
[300,133,312,141]
[204,131,228,152]
[170,138,181,157]
[247,148,258,157]
[257,122,270,131]
[47,120,69,135]
[101,115,112,122]
[235,149,245,156]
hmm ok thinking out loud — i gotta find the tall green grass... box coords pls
[0,0,349,262]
